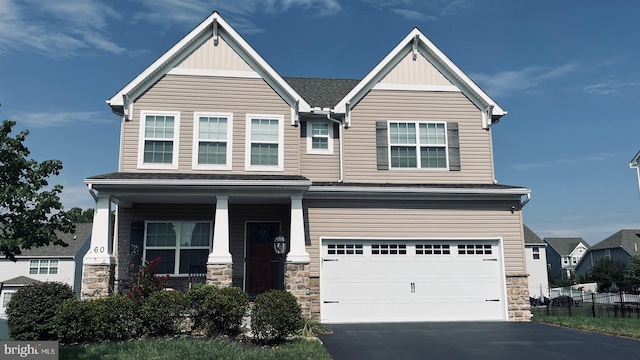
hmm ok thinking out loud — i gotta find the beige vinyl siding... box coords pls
[123,75,298,174]
[175,35,253,71]
[299,123,340,181]
[345,90,494,184]
[379,52,452,85]
[304,199,525,277]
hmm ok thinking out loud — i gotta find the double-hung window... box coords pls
[144,221,212,275]
[307,121,333,154]
[138,111,180,169]
[29,259,58,274]
[193,112,232,169]
[389,121,447,169]
[532,247,540,260]
[246,114,283,171]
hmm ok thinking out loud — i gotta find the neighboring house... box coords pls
[544,237,589,278]
[0,223,91,318]
[574,229,640,278]
[523,226,549,299]
[82,11,532,323]
[630,151,640,196]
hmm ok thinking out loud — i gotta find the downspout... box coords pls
[326,114,344,183]
[520,192,531,208]
[87,183,98,202]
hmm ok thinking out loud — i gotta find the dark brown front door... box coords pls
[246,222,280,296]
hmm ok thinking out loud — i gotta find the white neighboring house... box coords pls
[0,223,91,318]
[630,150,640,196]
[523,225,549,299]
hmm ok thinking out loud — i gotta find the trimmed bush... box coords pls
[200,286,249,336]
[251,290,303,343]
[7,282,75,340]
[187,284,218,331]
[140,290,187,337]
[55,298,95,343]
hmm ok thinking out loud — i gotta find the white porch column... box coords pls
[83,195,114,265]
[208,195,232,264]
[287,195,310,263]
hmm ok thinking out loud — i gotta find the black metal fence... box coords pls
[531,292,640,318]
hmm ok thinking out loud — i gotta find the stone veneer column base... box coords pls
[506,273,531,321]
[309,276,320,321]
[81,264,114,299]
[207,263,233,287]
[285,263,311,317]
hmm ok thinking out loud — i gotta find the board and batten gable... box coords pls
[304,199,526,277]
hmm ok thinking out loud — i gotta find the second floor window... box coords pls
[139,111,180,169]
[193,113,232,169]
[307,121,333,154]
[29,259,58,274]
[389,122,447,169]
[532,247,540,260]
[246,115,283,171]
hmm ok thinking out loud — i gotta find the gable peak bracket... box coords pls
[122,94,131,122]
[344,101,351,129]
[482,104,494,130]
[212,19,219,46]
[292,100,300,127]
[412,35,419,61]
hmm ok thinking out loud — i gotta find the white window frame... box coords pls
[137,110,180,170]
[245,114,284,171]
[532,246,540,260]
[605,249,611,259]
[29,259,59,274]
[572,256,577,265]
[562,257,569,265]
[306,121,334,154]
[1,290,15,311]
[192,112,233,170]
[143,221,213,276]
[388,121,448,170]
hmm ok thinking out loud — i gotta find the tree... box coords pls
[624,255,640,292]
[66,207,94,223]
[589,257,626,292]
[0,120,74,261]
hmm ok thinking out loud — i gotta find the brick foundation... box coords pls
[285,263,311,317]
[506,273,531,321]
[206,263,233,287]
[81,264,114,299]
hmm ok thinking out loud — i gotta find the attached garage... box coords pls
[320,239,506,323]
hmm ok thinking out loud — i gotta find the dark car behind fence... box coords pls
[531,292,640,319]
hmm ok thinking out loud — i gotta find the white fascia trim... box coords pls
[629,150,640,168]
[334,28,505,117]
[372,83,461,92]
[108,12,310,113]
[308,185,530,196]
[84,178,312,187]
[168,68,261,78]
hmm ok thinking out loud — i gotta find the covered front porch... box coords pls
[82,173,312,312]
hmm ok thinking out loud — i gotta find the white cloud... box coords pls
[59,183,95,210]
[582,81,640,96]
[0,0,127,57]
[514,153,613,171]
[9,111,107,128]
[391,9,437,21]
[472,63,578,97]
[365,0,471,20]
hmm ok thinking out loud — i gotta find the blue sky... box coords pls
[1,0,639,245]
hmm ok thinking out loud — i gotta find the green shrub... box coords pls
[90,295,142,342]
[7,282,75,340]
[251,290,303,343]
[140,290,187,337]
[200,286,249,336]
[187,284,218,331]
[127,257,169,300]
[55,298,96,343]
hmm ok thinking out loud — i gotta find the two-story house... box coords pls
[523,225,549,299]
[82,11,531,323]
[574,229,640,278]
[544,237,589,279]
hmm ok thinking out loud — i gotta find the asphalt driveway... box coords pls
[319,322,640,360]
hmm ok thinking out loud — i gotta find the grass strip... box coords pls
[533,315,640,340]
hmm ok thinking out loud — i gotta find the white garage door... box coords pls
[320,240,505,323]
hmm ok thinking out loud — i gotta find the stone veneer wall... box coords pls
[81,264,114,299]
[207,264,233,287]
[309,276,320,320]
[285,263,311,317]
[506,273,531,321]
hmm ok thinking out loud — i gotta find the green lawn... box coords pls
[533,315,640,340]
[60,337,332,360]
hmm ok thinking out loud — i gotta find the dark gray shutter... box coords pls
[130,222,144,269]
[376,121,389,170]
[447,122,460,171]
[333,122,340,140]
[299,121,307,138]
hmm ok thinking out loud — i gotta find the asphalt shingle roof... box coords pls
[284,77,360,109]
[544,237,589,256]
[1,276,40,286]
[590,229,640,256]
[523,225,544,244]
[17,223,92,258]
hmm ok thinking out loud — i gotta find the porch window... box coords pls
[193,112,232,169]
[246,114,283,171]
[307,121,333,154]
[144,221,212,275]
[389,121,447,169]
[29,259,58,274]
[532,247,540,260]
[138,111,180,169]
[2,291,14,309]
